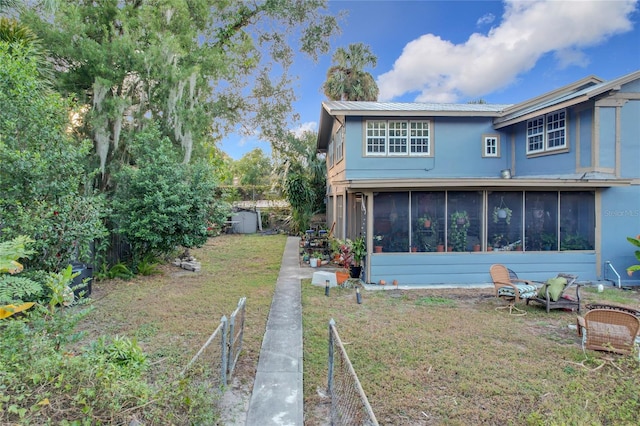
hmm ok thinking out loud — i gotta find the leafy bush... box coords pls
[0,43,108,272]
[111,126,220,261]
[89,335,148,373]
[136,255,161,276]
[0,292,217,424]
[0,236,42,320]
[627,235,640,277]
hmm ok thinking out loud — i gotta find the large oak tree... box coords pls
[20,0,339,190]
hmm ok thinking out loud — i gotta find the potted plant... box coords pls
[492,206,512,225]
[349,236,366,278]
[373,235,384,253]
[560,233,592,250]
[451,211,468,226]
[310,252,322,267]
[418,214,432,229]
[449,211,470,252]
[541,233,557,250]
[329,237,343,263]
[493,197,512,224]
[492,233,506,250]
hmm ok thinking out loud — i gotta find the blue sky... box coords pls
[220,0,640,159]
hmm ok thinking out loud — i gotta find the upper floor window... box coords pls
[410,121,430,155]
[365,121,387,155]
[527,110,566,154]
[334,125,345,162]
[482,135,499,157]
[388,121,407,155]
[328,140,334,167]
[366,120,431,156]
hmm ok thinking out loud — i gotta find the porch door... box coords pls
[347,192,365,239]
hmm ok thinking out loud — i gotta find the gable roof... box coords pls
[321,101,510,115]
[318,101,511,150]
[494,70,640,128]
[316,70,640,149]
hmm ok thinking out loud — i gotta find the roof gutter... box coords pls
[333,177,631,190]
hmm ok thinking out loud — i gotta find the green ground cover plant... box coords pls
[1,234,286,425]
[302,283,640,425]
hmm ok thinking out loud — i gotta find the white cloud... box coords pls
[477,13,495,26]
[377,0,637,102]
[290,121,317,137]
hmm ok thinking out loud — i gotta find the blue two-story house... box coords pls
[317,70,640,286]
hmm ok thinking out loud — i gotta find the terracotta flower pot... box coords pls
[374,245,383,253]
[335,271,349,285]
[437,244,444,252]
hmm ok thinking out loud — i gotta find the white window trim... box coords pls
[328,139,334,168]
[365,120,387,156]
[335,125,345,162]
[387,121,408,156]
[410,121,431,156]
[365,119,432,157]
[482,134,500,158]
[526,109,567,155]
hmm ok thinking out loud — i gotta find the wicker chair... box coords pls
[527,273,581,313]
[489,264,538,315]
[576,309,640,358]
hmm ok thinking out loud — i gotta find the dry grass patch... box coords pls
[79,233,286,390]
[303,284,640,425]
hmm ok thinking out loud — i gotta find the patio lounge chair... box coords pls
[527,273,581,313]
[490,264,537,315]
[576,309,640,358]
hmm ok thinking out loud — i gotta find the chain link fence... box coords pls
[328,318,379,426]
[181,297,247,389]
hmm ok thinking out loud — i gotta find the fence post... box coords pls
[227,297,246,383]
[328,318,335,395]
[221,315,228,386]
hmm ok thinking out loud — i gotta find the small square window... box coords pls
[482,135,500,157]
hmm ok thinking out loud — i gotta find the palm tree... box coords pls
[0,0,55,82]
[322,42,379,101]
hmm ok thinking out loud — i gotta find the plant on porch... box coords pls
[449,211,470,252]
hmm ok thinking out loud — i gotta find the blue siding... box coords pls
[621,79,640,91]
[579,108,593,168]
[343,116,509,180]
[620,100,640,178]
[368,252,597,285]
[600,186,640,283]
[599,107,616,169]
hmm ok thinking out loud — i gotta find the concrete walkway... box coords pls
[245,236,313,425]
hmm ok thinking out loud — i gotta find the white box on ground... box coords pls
[311,271,338,287]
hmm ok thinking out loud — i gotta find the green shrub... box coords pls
[108,262,135,280]
[111,125,220,261]
[136,255,160,276]
[0,44,108,272]
[0,298,216,424]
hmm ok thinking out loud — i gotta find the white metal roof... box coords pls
[322,100,511,115]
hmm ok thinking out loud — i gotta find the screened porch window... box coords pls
[371,190,594,253]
